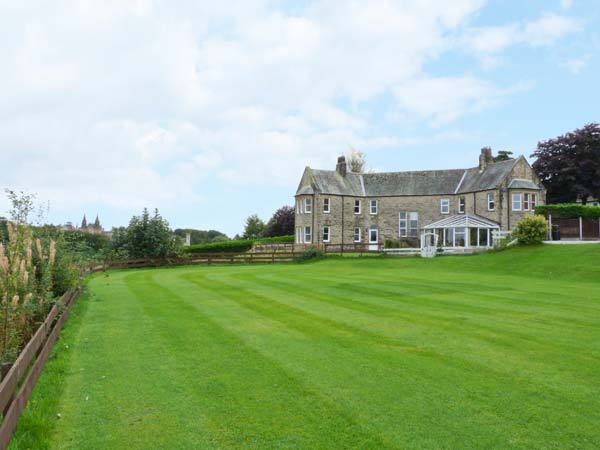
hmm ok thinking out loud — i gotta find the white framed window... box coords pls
[487,193,495,211]
[532,193,538,209]
[322,226,330,243]
[458,197,466,214]
[523,193,530,211]
[354,227,361,243]
[512,193,522,211]
[323,197,330,213]
[295,227,302,243]
[369,225,378,243]
[304,226,312,243]
[304,197,312,213]
[370,199,378,215]
[409,212,419,237]
[440,198,450,214]
[399,211,407,237]
[354,199,361,214]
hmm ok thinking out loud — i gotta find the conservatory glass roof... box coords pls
[423,213,500,229]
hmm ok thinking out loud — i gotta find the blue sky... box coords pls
[1,0,598,236]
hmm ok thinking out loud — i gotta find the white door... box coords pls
[369,227,378,251]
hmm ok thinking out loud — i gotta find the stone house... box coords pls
[294,148,545,249]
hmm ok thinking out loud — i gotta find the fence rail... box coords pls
[0,288,82,450]
[104,244,386,270]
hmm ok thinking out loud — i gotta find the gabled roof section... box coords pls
[424,213,500,229]
[457,158,518,193]
[309,169,364,196]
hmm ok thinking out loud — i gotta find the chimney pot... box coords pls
[336,155,347,176]
[479,147,494,171]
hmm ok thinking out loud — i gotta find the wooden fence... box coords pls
[0,288,82,449]
[105,244,385,270]
[548,215,600,240]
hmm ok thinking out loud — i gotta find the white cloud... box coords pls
[560,54,591,74]
[392,77,533,126]
[560,0,574,10]
[461,11,582,57]
[0,0,580,227]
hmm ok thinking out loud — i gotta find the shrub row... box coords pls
[255,235,295,244]
[536,203,600,219]
[184,240,254,254]
[183,235,294,254]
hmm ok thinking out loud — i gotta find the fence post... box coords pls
[579,216,583,241]
[548,214,552,241]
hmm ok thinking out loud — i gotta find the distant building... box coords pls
[62,214,105,235]
[80,214,104,235]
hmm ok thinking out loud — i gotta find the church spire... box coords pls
[94,214,100,228]
[81,214,88,229]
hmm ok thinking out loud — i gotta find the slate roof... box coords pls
[297,157,528,196]
[508,178,541,190]
[309,170,364,196]
[457,159,519,193]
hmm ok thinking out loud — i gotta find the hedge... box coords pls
[535,203,600,219]
[183,235,294,254]
[184,240,254,254]
[255,235,294,244]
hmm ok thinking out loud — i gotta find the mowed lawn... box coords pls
[10,246,600,449]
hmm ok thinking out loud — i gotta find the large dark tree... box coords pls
[531,123,600,204]
[264,206,295,237]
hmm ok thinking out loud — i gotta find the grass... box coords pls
[9,245,600,449]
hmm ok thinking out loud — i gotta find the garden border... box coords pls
[0,287,82,450]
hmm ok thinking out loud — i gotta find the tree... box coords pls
[346,148,366,173]
[242,214,266,239]
[531,123,600,204]
[173,229,229,245]
[264,206,294,237]
[493,150,513,162]
[111,208,177,258]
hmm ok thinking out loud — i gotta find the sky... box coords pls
[1,0,599,236]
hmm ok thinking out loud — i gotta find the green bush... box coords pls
[384,239,400,248]
[295,245,325,263]
[535,203,600,219]
[184,239,254,254]
[255,235,294,244]
[183,235,295,254]
[513,215,548,245]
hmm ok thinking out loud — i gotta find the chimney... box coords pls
[479,147,494,171]
[336,155,347,177]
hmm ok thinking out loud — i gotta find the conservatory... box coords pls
[422,214,500,249]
